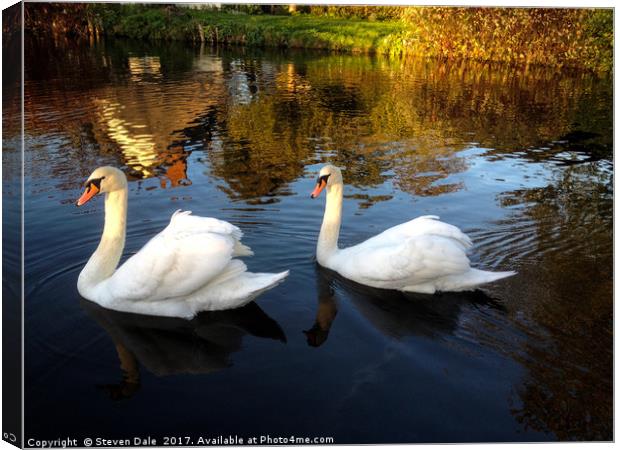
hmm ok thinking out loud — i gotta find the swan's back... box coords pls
[367,215,473,250]
[330,216,514,293]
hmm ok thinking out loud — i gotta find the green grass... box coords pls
[193,12,407,54]
[91,5,407,55]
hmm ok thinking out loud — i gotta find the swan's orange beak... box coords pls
[310,179,327,199]
[76,183,99,206]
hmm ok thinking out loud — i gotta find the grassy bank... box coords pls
[199,13,407,55]
[26,4,613,72]
[92,6,407,55]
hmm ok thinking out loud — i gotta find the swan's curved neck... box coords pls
[317,183,343,265]
[78,189,128,295]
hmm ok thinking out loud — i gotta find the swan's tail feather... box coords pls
[444,268,516,291]
[469,269,516,284]
[188,269,289,314]
[243,270,290,296]
[406,268,516,294]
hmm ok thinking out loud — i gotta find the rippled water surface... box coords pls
[13,38,612,442]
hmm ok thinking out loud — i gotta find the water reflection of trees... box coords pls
[24,38,211,187]
[22,40,611,204]
[209,53,611,202]
[487,162,612,440]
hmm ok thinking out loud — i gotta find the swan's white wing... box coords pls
[105,211,242,302]
[367,215,473,250]
[343,234,471,286]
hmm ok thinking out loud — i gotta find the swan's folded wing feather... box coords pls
[168,209,244,241]
[348,235,471,285]
[370,216,473,250]
[105,211,240,302]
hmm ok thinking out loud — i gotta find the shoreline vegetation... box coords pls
[23,4,613,72]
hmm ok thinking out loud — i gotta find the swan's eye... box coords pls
[317,174,330,185]
[84,176,105,190]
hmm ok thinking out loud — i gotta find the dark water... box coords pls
[15,38,612,443]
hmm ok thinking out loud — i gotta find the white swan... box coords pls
[310,164,515,293]
[76,166,289,319]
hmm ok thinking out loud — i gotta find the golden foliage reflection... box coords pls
[23,41,610,205]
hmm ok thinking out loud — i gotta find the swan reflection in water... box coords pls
[305,265,506,347]
[80,299,286,400]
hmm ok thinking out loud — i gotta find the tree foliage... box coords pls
[399,7,613,72]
